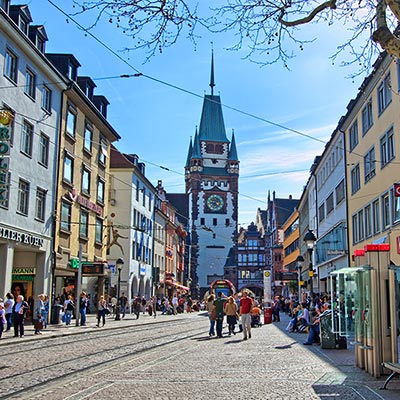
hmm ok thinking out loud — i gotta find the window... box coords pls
[200,218,205,225]
[319,203,325,222]
[4,49,17,83]
[335,180,345,204]
[349,120,358,151]
[39,133,49,167]
[373,199,380,234]
[35,188,46,222]
[351,164,360,195]
[63,153,74,184]
[95,218,103,243]
[352,214,359,244]
[97,178,105,203]
[213,218,217,226]
[80,210,89,238]
[326,193,334,215]
[82,167,91,195]
[365,204,372,238]
[21,120,33,156]
[393,195,400,224]
[37,36,44,53]
[358,209,364,241]
[225,218,230,227]
[17,179,29,215]
[65,107,76,138]
[99,138,107,165]
[19,17,28,34]
[382,193,390,229]
[0,171,11,209]
[361,99,373,135]
[41,85,51,112]
[380,127,395,168]
[364,147,376,182]
[83,124,92,153]
[61,201,71,231]
[25,68,36,99]
[142,188,146,206]
[377,73,392,114]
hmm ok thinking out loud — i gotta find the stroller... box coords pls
[251,307,262,327]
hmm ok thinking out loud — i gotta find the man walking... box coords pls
[119,292,128,318]
[213,292,227,338]
[240,290,253,340]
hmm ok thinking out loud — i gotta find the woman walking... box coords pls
[63,295,74,326]
[33,294,45,334]
[225,296,238,335]
[4,293,14,331]
[96,295,107,327]
[12,295,29,338]
[206,294,216,336]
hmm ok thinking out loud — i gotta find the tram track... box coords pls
[0,319,206,399]
[0,317,187,356]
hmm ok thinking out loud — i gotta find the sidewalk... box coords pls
[272,311,400,399]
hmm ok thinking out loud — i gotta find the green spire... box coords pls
[210,49,215,96]
[185,136,193,167]
[191,129,202,158]
[228,130,238,161]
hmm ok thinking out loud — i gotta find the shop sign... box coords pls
[139,263,146,276]
[0,227,44,247]
[13,267,36,275]
[12,274,34,281]
[0,112,12,205]
[66,188,103,215]
[82,262,105,275]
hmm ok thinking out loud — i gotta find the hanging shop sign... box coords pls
[65,188,103,215]
[13,267,36,275]
[81,262,105,275]
[0,110,13,205]
[0,227,44,247]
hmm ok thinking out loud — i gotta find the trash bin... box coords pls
[51,304,63,324]
[264,307,272,324]
[320,311,347,349]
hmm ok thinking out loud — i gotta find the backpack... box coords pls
[67,301,75,311]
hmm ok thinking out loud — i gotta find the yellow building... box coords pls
[49,55,120,300]
[282,209,300,296]
[343,52,400,376]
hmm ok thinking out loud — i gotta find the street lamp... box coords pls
[115,258,124,321]
[304,230,317,307]
[296,255,304,303]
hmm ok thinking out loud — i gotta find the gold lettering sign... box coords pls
[12,267,36,275]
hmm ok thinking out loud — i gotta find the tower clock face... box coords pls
[207,194,224,211]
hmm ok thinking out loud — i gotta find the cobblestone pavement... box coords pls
[0,311,399,399]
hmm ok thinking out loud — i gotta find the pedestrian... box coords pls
[141,296,147,314]
[96,295,107,327]
[272,296,281,322]
[240,290,253,340]
[186,296,193,313]
[206,294,216,336]
[213,292,227,338]
[225,296,238,335]
[119,292,128,318]
[33,294,45,335]
[172,294,178,315]
[0,302,5,339]
[133,296,141,319]
[42,295,49,328]
[12,295,29,338]
[79,292,88,326]
[303,303,330,346]
[63,295,74,326]
[4,292,14,331]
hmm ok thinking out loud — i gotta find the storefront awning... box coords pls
[330,266,372,275]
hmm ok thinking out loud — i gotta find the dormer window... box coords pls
[37,37,44,53]
[19,17,28,34]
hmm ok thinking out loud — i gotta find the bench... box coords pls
[380,362,400,390]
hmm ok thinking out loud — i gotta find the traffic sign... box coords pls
[394,183,400,197]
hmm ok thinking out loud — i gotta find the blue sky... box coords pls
[30,0,367,227]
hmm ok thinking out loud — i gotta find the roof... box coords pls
[274,197,299,226]
[228,132,238,161]
[110,145,134,168]
[166,193,189,227]
[198,95,229,143]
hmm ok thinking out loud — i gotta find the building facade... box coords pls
[185,55,239,296]
[0,3,65,300]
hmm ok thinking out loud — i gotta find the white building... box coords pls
[108,148,155,303]
[0,3,66,299]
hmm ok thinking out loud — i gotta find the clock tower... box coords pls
[185,52,239,295]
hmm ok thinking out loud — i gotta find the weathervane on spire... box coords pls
[210,42,215,96]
